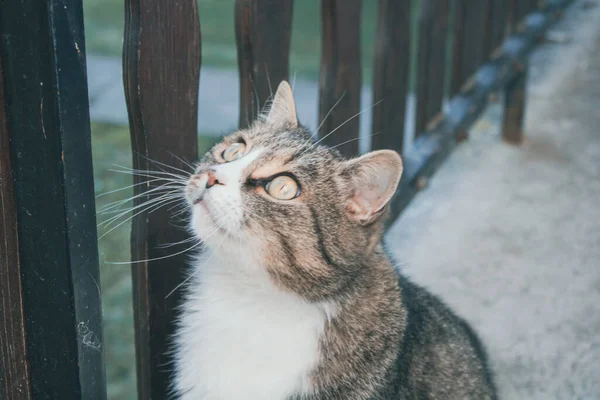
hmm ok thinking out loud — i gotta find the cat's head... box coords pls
[185,81,402,298]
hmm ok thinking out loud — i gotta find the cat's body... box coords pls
[174,82,497,399]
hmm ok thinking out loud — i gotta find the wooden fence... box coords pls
[0,0,572,398]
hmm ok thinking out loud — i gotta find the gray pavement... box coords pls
[387,1,600,398]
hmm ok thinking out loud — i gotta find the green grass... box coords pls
[91,123,217,399]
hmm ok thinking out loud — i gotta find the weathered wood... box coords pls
[235,0,294,128]
[123,0,201,397]
[490,0,510,52]
[319,0,362,157]
[0,53,31,400]
[502,63,528,144]
[0,0,106,398]
[415,0,450,135]
[371,0,411,153]
[450,0,491,96]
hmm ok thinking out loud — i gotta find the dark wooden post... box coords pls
[371,0,411,154]
[319,0,362,157]
[123,0,201,397]
[502,63,528,144]
[235,0,294,129]
[415,0,450,135]
[0,53,31,400]
[0,0,106,398]
[501,0,537,144]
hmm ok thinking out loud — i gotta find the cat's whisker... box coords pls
[241,206,271,226]
[311,91,346,138]
[133,152,194,176]
[327,131,382,152]
[98,196,182,240]
[305,100,383,154]
[98,191,183,227]
[164,235,226,299]
[265,65,273,100]
[156,235,198,249]
[110,166,188,182]
[98,184,184,214]
[95,177,171,199]
[291,70,297,92]
[112,163,188,178]
[107,239,203,265]
[107,219,226,266]
[165,150,196,172]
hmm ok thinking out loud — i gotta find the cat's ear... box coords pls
[343,150,403,225]
[264,81,298,128]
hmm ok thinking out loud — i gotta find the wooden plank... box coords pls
[0,53,32,400]
[371,0,411,153]
[0,0,106,398]
[490,0,510,52]
[450,0,490,96]
[319,0,362,157]
[235,0,294,128]
[123,0,201,397]
[502,62,529,144]
[415,0,450,135]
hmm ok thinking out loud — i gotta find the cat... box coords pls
[173,81,497,399]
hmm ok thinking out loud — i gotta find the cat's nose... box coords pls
[205,169,224,189]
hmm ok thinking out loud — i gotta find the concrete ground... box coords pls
[387,1,600,399]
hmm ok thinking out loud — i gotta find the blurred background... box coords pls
[84,0,600,398]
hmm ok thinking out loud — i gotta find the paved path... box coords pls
[387,1,600,398]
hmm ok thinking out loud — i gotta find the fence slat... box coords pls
[502,62,528,144]
[450,0,491,96]
[235,0,294,129]
[415,0,450,135]
[123,0,201,397]
[371,0,411,153]
[0,0,106,398]
[0,54,31,400]
[319,0,362,157]
[490,0,510,52]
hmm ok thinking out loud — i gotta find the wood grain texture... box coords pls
[319,0,362,157]
[371,0,411,154]
[235,0,294,128]
[503,63,528,144]
[123,0,201,397]
[415,0,450,135]
[0,52,31,400]
[450,0,491,96]
[0,0,106,398]
[489,0,510,53]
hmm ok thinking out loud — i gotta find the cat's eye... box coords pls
[265,175,299,200]
[222,142,247,162]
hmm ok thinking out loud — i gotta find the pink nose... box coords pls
[205,169,223,189]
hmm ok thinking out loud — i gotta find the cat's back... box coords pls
[392,275,497,399]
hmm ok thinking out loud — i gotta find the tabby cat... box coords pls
[174,81,497,399]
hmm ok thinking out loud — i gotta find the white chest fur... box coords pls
[174,254,331,400]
